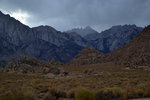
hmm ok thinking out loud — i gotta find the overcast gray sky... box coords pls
[0,0,150,32]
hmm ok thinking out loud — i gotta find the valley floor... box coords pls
[0,63,150,100]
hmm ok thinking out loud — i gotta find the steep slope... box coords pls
[0,11,35,46]
[90,25,143,53]
[84,32,100,41]
[0,11,83,66]
[106,25,150,67]
[0,36,17,67]
[66,32,91,47]
[69,46,104,66]
[33,26,90,47]
[33,25,70,46]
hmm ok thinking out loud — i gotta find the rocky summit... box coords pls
[66,26,99,37]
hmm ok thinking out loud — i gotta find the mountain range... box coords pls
[69,25,143,53]
[0,11,143,67]
[70,25,150,68]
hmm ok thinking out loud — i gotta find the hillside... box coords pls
[69,25,150,67]
[106,25,150,67]
[69,46,104,66]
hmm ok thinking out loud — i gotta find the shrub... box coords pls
[0,91,23,100]
[0,94,12,100]
[75,89,95,100]
[95,88,112,100]
[144,84,150,97]
[22,86,35,100]
[42,92,55,100]
[50,88,67,99]
[0,88,35,100]
[43,88,67,100]
[11,91,24,100]
[95,87,124,100]
[137,83,150,97]
[125,85,144,99]
[111,87,124,97]
[67,90,75,99]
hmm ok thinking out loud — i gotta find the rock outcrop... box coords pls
[4,57,63,74]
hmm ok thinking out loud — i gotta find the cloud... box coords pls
[0,0,150,32]
[10,9,30,25]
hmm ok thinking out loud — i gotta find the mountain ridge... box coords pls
[0,11,144,67]
[0,11,83,66]
[68,25,150,67]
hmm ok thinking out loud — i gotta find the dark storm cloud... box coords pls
[0,0,150,32]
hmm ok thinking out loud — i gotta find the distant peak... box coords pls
[84,26,95,31]
[85,26,92,29]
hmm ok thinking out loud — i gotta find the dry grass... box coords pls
[0,63,150,100]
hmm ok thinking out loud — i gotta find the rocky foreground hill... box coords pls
[3,57,66,76]
[69,46,104,66]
